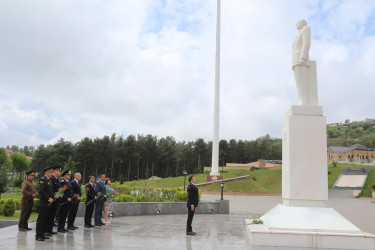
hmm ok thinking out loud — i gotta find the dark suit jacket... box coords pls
[85,183,96,203]
[187,183,198,208]
[94,179,106,197]
[60,178,73,202]
[71,180,82,196]
[38,176,54,206]
[51,175,60,193]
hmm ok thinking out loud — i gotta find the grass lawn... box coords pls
[2,163,372,199]
[119,170,253,189]
[199,168,282,194]
[117,163,372,195]
[359,166,375,197]
[0,211,38,221]
[1,193,22,201]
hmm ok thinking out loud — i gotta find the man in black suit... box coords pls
[58,169,73,233]
[35,167,54,241]
[84,176,97,228]
[186,175,198,235]
[94,174,107,226]
[67,172,81,230]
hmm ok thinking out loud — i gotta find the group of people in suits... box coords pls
[18,166,111,241]
[19,167,200,240]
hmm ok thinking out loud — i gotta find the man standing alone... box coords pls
[18,170,36,231]
[186,176,198,235]
[94,174,107,226]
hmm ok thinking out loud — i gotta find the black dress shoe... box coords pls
[25,227,32,230]
[73,226,79,229]
[89,224,95,228]
[186,231,196,235]
[48,231,57,234]
[67,226,75,230]
[58,228,68,233]
[44,232,51,237]
[95,223,102,226]
[35,235,45,241]
[84,225,91,228]
[19,228,27,232]
[42,234,50,239]
[100,222,105,226]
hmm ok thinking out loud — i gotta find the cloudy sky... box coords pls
[1,0,375,147]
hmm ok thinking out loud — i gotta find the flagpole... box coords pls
[210,0,220,177]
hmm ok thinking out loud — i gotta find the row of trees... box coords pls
[3,145,35,157]
[26,134,281,183]
[0,149,30,197]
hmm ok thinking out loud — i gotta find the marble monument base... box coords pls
[282,105,328,205]
[246,205,375,249]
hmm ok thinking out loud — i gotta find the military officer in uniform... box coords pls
[58,169,73,233]
[47,167,61,234]
[18,170,37,231]
[35,167,54,241]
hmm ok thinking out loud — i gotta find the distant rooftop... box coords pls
[328,144,375,152]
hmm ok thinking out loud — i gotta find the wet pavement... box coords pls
[0,192,374,250]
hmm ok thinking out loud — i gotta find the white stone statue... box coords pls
[292,19,318,106]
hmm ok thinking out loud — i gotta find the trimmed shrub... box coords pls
[372,183,375,190]
[107,183,200,202]
[173,190,188,201]
[14,199,21,210]
[0,199,5,215]
[114,194,135,202]
[2,199,16,216]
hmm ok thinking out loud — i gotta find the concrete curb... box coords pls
[76,200,229,217]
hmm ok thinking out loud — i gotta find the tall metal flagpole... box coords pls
[210,0,220,177]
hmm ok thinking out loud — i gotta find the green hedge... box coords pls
[110,184,201,202]
[0,200,5,215]
[0,199,16,216]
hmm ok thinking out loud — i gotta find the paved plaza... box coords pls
[0,192,374,249]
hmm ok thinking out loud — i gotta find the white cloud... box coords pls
[0,0,374,147]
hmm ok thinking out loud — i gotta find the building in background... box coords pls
[327,144,375,165]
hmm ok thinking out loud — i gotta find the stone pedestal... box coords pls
[282,105,328,207]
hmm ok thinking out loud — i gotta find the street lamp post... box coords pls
[220,180,225,200]
[183,170,187,191]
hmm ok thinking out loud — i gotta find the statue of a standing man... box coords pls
[292,19,316,106]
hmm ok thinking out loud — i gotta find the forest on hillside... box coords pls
[4,134,281,182]
[327,120,375,148]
